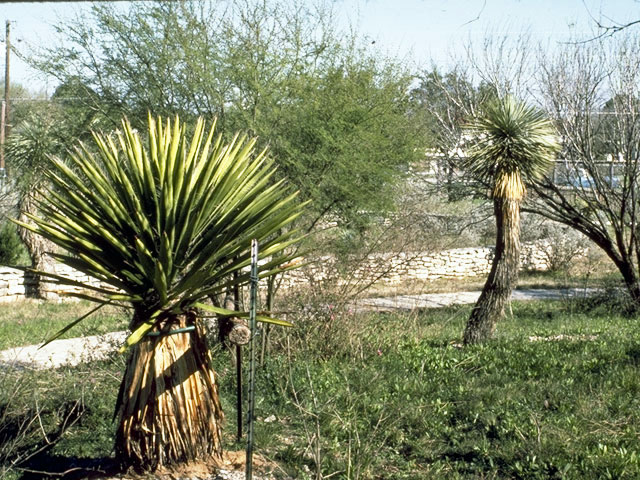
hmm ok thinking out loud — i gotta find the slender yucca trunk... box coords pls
[114,311,223,470]
[18,193,57,299]
[463,197,521,345]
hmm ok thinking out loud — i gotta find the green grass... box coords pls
[2,296,640,479]
[252,297,640,479]
[0,301,129,350]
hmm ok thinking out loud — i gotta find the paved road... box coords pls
[0,288,598,369]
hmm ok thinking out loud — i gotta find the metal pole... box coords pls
[234,266,243,442]
[236,344,243,441]
[245,239,259,480]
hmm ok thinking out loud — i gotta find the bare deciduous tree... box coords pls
[528,36,640,309]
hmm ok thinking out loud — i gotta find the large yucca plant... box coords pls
[18,115,305,469]
[462,96,559,345]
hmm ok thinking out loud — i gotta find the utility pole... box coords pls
[1,20,10,182]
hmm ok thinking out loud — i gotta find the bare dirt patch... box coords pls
[106,452,282,480]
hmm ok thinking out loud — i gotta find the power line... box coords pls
[5,97,86,102]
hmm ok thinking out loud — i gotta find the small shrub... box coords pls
[567,278,636,316]
[0,223,27,266]
[538,223,590,273]
[521,216,590,273]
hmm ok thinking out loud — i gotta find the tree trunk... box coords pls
[114,311,223,470]
[17,193,57,299]
[463,197,521,345]
[616,259,640,313]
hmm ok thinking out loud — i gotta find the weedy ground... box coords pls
[0,301,128,351]
[1,272,639,479]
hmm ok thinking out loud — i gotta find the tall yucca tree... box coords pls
[463,96,560,345]
[18,115,305,469]
[5,114,64,298]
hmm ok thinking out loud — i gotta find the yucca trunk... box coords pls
[463,197,521,345]
[114,311,223,470]
[18,193,57,299]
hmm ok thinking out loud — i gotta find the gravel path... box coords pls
[0,288,598,370]
[0,330,128,369]
[356,287,599,311]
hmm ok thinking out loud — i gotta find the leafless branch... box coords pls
[571,0,640,42]
[461,0,487,26]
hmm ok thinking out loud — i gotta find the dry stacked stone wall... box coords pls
[0,264,106,302]
[0,243,556,302]
[279,243,554,289]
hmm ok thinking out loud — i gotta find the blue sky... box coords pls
[2,0,639,94]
